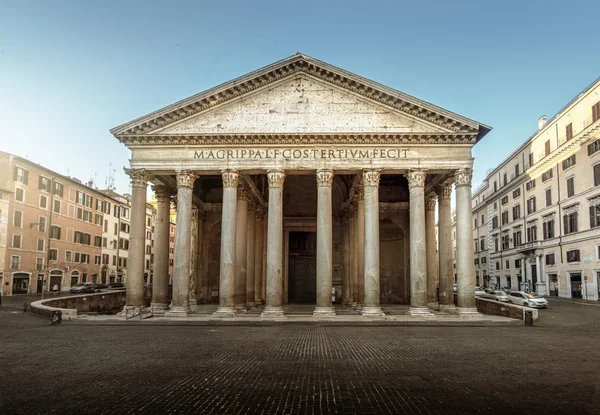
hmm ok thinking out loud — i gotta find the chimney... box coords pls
[538,115,547,130]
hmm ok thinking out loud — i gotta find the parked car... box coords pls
[452,283,457,293]
[508,291,548,308]
[107,282,125,290]
[69,282,96,294]
[485,290,510,302]
[474,286,486,297]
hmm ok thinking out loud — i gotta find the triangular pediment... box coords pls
[111,53,491,143]
[154,75,446,135]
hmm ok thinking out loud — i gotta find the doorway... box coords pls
[12,273,30,294]
[570,273,582,298]
[288,232,317,303]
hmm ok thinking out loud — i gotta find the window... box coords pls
[53,199,61,214]
[515,164,520,177]
[503,173,507,186]
[147,217,151,227]
[39,176,51,192]
[12,234,22,248]
[492,216,498,229]
[169,259,174,266]
[96,199,104,211]
[543,220,555,240]
[527,225,537,242]
[146,231,152,240]
[146,259,150,270]
[74,231,91,245]
[11,256,20,269]
[104,219,108,233]
[527,197,536,214]
[513,188,521,198]
[38,216,46,232]
[119,238,129,250]
[542,168,553,182]
[474,258,479,265]
[474,218,478,228]
[528,152,534,167]
[49,249,58,261]
[85,195,93,208]
[501,196,508,205]
[112,255,116,266]
[480,238,485,251]
[502,234,510,250]
[83,210,92,222]
[36,258,44,271]
[77,207,83,220]
[114,223,118,235]
[481,257,487,264]
[76,191,85,205]
[594,164,600,187]
[515,259,521,268]
[15,187,24,202]
[120,223,130,233]
[146,245,151,255]
[50,225,61,240]
[588,139,600,156]
[590,205,600,228]
[563,211,578,234]
[526,180,536,191]
[37,238,44,251]
[95,214,103,225]
[513,230,522,246]
[545,253,555,265]
[13,210,23,227]
[495,261,500,270]
[494,237,499,252]
[545,188,552,207]
[40,195,48,209]
[102,254,109,265]
[74,252,81,263]
[493,182,497,192]
[80,254,89,264]
[593,102,600,123]
[501,211,509,225]
[123,258,128,268]
[104,202,111,215]
[94,255,101,265]
[493,202,497,210]
[544,140,551,156]
[566,177,575,198]
[94,236,102,247]
[565,123,573,141]
[562,154,576,170]
[566,249,580,263]
[505,260,510,269]
[103,237,107,248]
[512,205,521,221]
[65,251,72,262]
[53,182,63,197]
[14,166,28,185]
[481,214,485,224]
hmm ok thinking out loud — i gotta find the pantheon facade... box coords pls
[111,53,491,318]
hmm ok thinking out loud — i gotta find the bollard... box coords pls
[23,303,28,313]
[524,310,533,326]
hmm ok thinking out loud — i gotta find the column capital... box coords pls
[176,170,198,189]
[237,184,250,201]
[316,169,334,188]
[125,168,150,188]
[425,196,437,211]
[405,169,427,188]
[454,168,473,188]
[267,170,285,188]
[353,184,364,202]
[437,184,453,200]
[152,185,173,202]
[221,170,239,188]
[362,170,381,188]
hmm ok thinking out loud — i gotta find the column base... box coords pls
[260,306,285,319]
[355,303,364,311]
[165,305,191,317]
[150,302,169,315]
[189,298,198,312]
[438,304,457,313]
[351,302,358,308]
[246,301,256,308]
[427,301,439,311]
[408,306,435,317]
[235,304,248,312]
[456,307,482,319]
[312,306,336,317]
[212,306,237,318]
[361,306,385,317]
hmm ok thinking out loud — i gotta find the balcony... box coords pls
[517,241,542,253]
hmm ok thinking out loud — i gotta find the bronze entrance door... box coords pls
[288,232,317,303]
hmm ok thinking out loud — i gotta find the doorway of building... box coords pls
[37,274,44,293]
[49,270,63,292]
[549,274,558,296]
[70,271,80,287]
[570,273,582,298]
[12,273,30,294]
[531,264,537,290]
[288,232,317,303]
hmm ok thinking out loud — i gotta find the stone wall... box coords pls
[476,297,539,321]
[31,291,128,320]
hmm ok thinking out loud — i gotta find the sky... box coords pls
[1,0,599,197]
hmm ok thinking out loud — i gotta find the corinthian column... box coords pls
[261,170,286,318]
[342,206,351,306]
[406,169,434,316]
[213,170,239,317]
[349,204,358,307]
[123,169,149,311]
[455,168,480,318]
[246,201,256,307]
[234,184,249,311]
[150,185,172,314]
[356,185,365,309]
[361,170,384,316]
[166,170,197,317]
[254,207,265,305]
[313,169,335,317]
[437,184,455,311]
[425,196,438,308]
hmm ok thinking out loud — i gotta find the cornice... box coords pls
[117,132,477,147]
[111,54,489,140]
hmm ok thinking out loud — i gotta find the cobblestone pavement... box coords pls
[1,301,599,414]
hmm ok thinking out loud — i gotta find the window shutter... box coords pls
[595,164,600,187]
[533,198,536,212]
[574,212,578,232]
[566,123,573,140]
[23,170,28,185]
[13,166,18,181]
[38,176,43,190]
[590,206,597,228]
[543,222,547,240]
[563,215,568,234]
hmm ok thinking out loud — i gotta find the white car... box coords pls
[508,291,548,308]
[485,290,510,302]
[474,286,487,297]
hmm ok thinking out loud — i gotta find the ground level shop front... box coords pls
[111,53,491,317]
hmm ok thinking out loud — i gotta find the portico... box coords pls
[111,53,490,319]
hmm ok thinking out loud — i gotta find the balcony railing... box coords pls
[517,241,542,252]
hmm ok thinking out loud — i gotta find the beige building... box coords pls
[459,78,600,301]
[110,53,491,318]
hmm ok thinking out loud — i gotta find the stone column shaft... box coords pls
[261,171,285,318]
[213,170,239,317]
[342,210,351,306]
[246,205,256,307]
[350,213,358,307]
[234,185,249,311]
[314,170,335,317]
[425,196,438,308]
[356,188,365,309]
[407,170,433,316]
[151,186,171,314]
[455,168,479,317]
[437,184,454,311]
[362,170,384,316]
[194,213,204,303]
[254,209,264,305]
[124,169,149,309]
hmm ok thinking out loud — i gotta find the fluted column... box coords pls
[194,211,204,303]
[123,169,149,310]
[356,185,365,309]
[425,196,438,308]
[362,170,384,316]
[455,168,480,317]
[406,169,434,316]
[350,206,358,307]
[213,170,239,317]
[150,185,172,314]
[234,184,249,311]
[246,201,256,307]
[261,170,286,318]
[342,206,351,306]
[437,184,455,311]
[313,169,335,317]
[189,207,199,309]
[167,170,197,317]
[254,207,265,305]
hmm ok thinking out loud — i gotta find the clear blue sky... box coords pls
[1,0,599,196]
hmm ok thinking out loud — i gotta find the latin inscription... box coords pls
[193,149,409,160]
